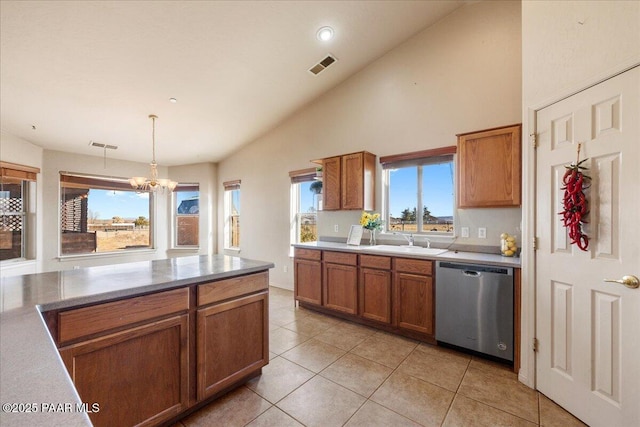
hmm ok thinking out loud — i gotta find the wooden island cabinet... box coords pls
[57,288,190,427]
[45,270,270,427]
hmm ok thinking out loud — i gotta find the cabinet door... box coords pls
[457,124,521,207]
[395,272,434,335]
[341,152,364,209]
[323,156,341,210]
[197,292,268,400]
[59,315,189,427]
[359,268,392,324]
[294,258,322,305]
[323,263,358,314]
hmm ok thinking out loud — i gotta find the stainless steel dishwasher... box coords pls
[435,261,514,361]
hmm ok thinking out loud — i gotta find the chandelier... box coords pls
[129,114,177,192]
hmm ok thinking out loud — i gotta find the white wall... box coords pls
[0,131,44,276]
[217,0,523,290]
[519,0,640,388]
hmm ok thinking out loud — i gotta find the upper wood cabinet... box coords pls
[457,124,521,208]
[322,151,376,211]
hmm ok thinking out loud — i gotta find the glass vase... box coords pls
[369,229,376,246]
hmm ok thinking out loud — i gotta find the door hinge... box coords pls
[530,133,537,149]
[533,338,539,352]
[533,237,538,251]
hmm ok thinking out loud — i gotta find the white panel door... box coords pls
[535,66,639,427]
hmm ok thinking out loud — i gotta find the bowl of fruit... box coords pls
[500,233,518,257]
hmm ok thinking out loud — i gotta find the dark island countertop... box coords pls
[0,255,274,427]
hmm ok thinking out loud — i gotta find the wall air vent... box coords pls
[308,54,337,75]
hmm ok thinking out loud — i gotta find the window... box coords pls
[223,180,240,249]
[173,183,199,247]
[60,173,153,255]
[381,147,456,235]
[290,168,318,245]
[1,162,38,261]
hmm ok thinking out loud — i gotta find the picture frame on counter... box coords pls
[347,225,363,246]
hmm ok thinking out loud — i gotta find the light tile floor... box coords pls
[176,287,587,427]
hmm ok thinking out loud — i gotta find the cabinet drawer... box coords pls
[395,258,433,275]
[324,251,357,265]
[360,254,391,270]
[198,271,268,307]
[294,248,321,261]
[58,287,190,345]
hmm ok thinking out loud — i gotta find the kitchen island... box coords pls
[0,255,274,427]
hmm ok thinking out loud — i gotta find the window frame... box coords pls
[172,183,200,249]
[0,162,38,263]
[289,168,318,251]
[223,180,241,250]
[59,172,155,257]
[380,146,456,237]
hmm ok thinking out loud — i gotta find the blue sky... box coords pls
[389,163,454,218]
[88,190,150,220]
[88,190,200,220]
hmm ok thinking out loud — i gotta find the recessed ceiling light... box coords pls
[317,26,334,42]
[169,97,177,103]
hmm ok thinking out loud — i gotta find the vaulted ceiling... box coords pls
[1,1,466,165]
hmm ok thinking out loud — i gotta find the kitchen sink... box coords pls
[367,245,448,256]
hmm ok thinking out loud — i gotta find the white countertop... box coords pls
[293,241,521,268]
[0,255,274,426]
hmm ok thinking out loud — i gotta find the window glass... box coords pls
[385,155,454,235]
[174,185,199,247]
[296,181,318,243]
[224,183,240,249]
[388,166,418,232]
[0,181,27,261]
[60,173,153,255]
[421,162,454,232]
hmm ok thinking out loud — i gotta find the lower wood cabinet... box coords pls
[294,258,322,305]
[323,251,358,314]
[196,291,269,400]
[395,258,434,335]
[395,272,434,335]
[59,314,189,427]
[51,271,271,426]
[359,255,392,324]
[293,249,435,341]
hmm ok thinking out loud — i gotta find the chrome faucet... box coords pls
[394,232,432,248]
[395,232,415,246]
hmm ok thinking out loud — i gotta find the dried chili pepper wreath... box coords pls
[559,143,591,251]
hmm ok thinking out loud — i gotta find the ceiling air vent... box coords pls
[308,54,337,76]
[89,141,118,150]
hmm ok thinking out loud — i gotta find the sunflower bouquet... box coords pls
[360,211,383,231]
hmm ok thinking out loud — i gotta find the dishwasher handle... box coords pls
[462,270,481,277]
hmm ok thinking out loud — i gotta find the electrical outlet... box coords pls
[334,224,339,232]
[283,266,288,273]
[461,227,469,238]
[478,227,487,238]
